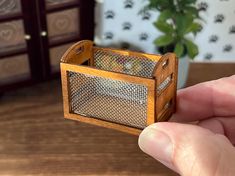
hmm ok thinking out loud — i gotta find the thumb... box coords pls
[138,122,235,176]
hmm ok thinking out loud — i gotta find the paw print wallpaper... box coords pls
[95,0,235,62]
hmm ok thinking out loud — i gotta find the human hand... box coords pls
[138,75,235,175]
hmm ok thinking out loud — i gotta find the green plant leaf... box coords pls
[186,22,202,35]
[148,0,172,10]
[154,20,174,33]
[181,0,197,4]
[175,13,194,36]
[174,42,184,57]
[176,14,193,36]
[184,6,199,17]
[158,9,172,21]
[154,35,174,47]
[184,39,198,59]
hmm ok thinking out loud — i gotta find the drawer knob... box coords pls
[24,34,31,40]
[41,31,47,37]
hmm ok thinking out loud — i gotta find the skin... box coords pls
[138,75,235,176]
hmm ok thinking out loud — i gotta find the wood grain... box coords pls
[60,63,155,135]
[61,40,93,65]
[61,40,159,134]
[61,63,155,87]
[153,53,178,122]
[1,63,233,175]
[0,79,177,176]
[186,62,235,86]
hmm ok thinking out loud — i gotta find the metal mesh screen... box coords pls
[94,49,157,78]
[157,75,172,94]
[68,71,148,129]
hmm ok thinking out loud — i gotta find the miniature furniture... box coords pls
[61,40,178,135]
[0,0,94,93]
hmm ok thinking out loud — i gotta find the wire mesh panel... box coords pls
[94,49,157,78]
[68,71,148,129]
[157,74,172,94]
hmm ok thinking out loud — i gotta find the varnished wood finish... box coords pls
[0,63,233,175]
[146,83,155,126]
[66,113,142,135]
[60,64,70,116]
[61,40,178,134]
[153,53,178,122]
[187,62,235,86]
[22,0,46,81]
[0,0,94,93]
[0,79,178,176]
[60,63,155,135]
[61,63,155,86]
[61,62,143,135]
[62,40,94,65]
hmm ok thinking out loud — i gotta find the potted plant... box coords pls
[143,0,203,88]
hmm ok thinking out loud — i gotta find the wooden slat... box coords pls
[156,82,175,120]
[153,53,178,122]
[61,63,155,88]
[60,64,70,116]
[146,83,155,126]
[65,113,141,135]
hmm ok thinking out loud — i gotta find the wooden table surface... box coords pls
[0,63,234,176]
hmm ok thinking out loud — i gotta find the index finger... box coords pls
[171,75,235,122]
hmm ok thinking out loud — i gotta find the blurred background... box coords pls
[0,0,234,175]
[95,0,235,62]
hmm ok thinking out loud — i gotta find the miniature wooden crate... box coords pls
[60,40,178,135]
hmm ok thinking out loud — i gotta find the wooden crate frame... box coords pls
[60,40,178,135]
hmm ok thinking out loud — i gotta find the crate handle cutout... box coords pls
[162,59,169,69]
[75,46,84,55]
[60,40,178,135]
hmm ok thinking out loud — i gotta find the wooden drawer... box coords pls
[0,54,30,84]
[0,20,26,54]
[47,8,80,44]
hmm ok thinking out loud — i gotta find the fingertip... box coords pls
[138,123,174,165]
[139,123,216,175]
